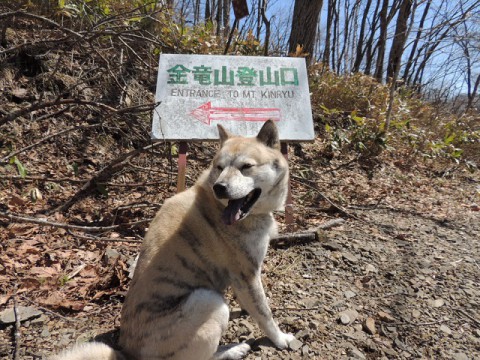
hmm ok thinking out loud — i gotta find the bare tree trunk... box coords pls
[205,0,212,23]
[374,0,389,82]
[353,0,373,72]
[194,0,201,25]
[260,0,270,56]
[332,0,340,71]
[402,0,432,84]
[338,0,351,73]
[256,0,262,39]
[215,0,222,36]
[223,0,231,37]
[387,0,413,81]
[323,0,335,67]
[364,0,382,75]
[288,0,323,64]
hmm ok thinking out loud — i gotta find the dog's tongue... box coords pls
[222,198,244,225]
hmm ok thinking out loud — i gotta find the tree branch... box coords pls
[0,210,151,233]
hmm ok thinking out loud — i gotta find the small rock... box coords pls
[411,310,421,318]
[393,337,407,351]
[342,252,359,264]
[103,247,120,264]
[295,329,310,340]
[363,317,376,335]
[321,241,342,251]
[473,329,480,337]
[365,264,377,273]
[429,298,445,308]
[30,314,47,325]
[347,346,366,359]
[452,352,469,360]
[440,324,452,335]
[288,338,303,351]
[238,319,255,334]
[344,290,357,299]
[253,337,274,351]
[128,254,139,279]
[339,309,359,325]
[41,328,50,337]
[382,346,398,356]
[378,311,395,322]
[0,306,42,324]
[301,344,310,355]
[229,307,244,320]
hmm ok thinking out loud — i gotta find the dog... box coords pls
[51,120,295,360]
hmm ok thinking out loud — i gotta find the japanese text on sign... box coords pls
[166,65,299,86]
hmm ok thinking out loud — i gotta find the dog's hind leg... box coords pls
[140,288,231,360]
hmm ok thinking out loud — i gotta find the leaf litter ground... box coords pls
[1,142,479,359]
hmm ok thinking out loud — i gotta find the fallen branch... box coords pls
[0,97,156,127]
[49,141,164,214]
[19,295,75,323]
[68,230,143,243]
[271,218,345,247]
[0,99,116,126]
[0,210,150,233]
[291,177,361,221]
[0,124,101,164]
[455,308,480,327]
[0,174,169,188]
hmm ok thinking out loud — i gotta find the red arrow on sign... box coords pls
[190,102,281,125]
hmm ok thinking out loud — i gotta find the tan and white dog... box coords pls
[52,120,295,360]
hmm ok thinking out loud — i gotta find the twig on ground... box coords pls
[19,295,76,323]
[0,99,115,125]
[272,306,323,312]
[0,124,101,164]
[271,218,345,247]
[114,202,162,211]
[290,176,361,221]
[68,230,143,243]
[0,174,169,189]
[455,308,480,327]
[12,286,21,360]
[0,175,85,184]
[0,210,150,233]
[49,141,164,214]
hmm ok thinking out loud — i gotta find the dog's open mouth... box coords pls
[222,188,262,225]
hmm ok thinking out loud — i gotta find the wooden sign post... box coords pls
[152,54,315,227]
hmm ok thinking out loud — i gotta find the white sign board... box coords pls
[152,54,314,141]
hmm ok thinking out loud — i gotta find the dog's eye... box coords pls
[241,164,253,171]
[216,165,224,171]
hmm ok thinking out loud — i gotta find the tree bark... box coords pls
[353,0,373,73]
[323,0,335,67]
[387,0,413,81]
[288,0,323,64]
[402,0,432,84]
[374,0,390,82]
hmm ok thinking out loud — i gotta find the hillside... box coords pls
[1,4,479,360]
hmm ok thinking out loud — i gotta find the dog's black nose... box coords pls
[213,183,228,198]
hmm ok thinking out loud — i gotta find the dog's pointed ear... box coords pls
[257,120,280,149]
[217,124,231,146]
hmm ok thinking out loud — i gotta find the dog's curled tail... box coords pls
[50,342,126,360]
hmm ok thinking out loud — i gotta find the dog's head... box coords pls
[208,120,289,225]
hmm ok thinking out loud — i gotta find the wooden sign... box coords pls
[232,0,249,19]
[152,54,314,142]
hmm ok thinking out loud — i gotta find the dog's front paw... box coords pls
[271,332,296,349]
